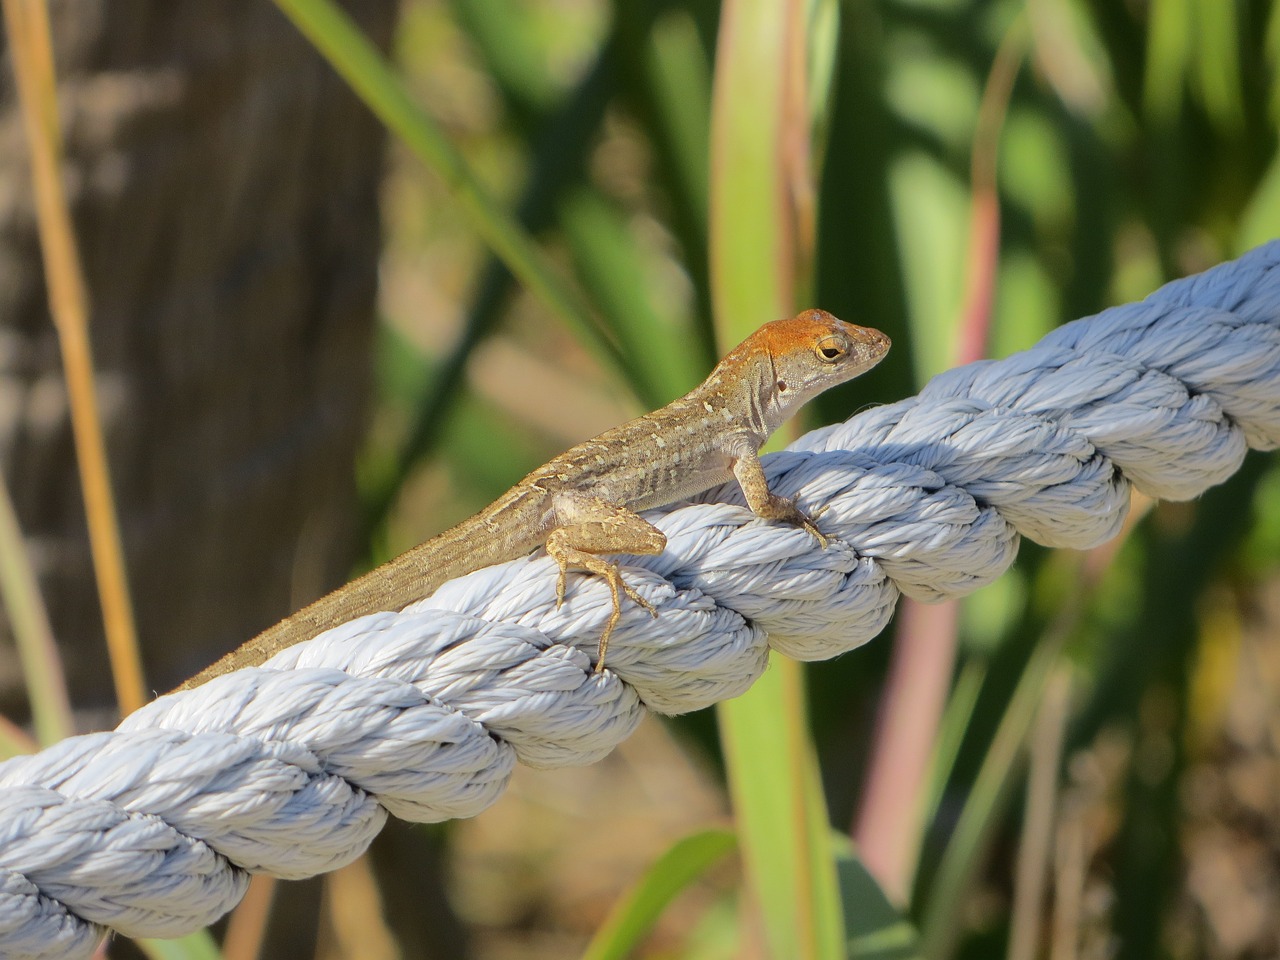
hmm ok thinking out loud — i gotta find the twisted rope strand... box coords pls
[2,242,1279,957]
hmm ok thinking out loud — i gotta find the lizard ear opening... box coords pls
[776,380,788,392]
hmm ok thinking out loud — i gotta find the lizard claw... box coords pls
[787,500,830,549]
[555,564,569,609]
[806,506,830,548]
[802,516,829,549]
[621,579,658,619]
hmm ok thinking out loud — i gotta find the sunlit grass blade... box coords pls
[447,0,558,119]
[581,828,736,960]
[271,0,626,377]
[709,0,795,339]
[720,663,844,959]
[709,0,846,956]
[634,6,712,230]
[1238,150,1280,251]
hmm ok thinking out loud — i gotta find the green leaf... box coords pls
[833,840,921,960]
[560,187,705,400]
[581,828,737,960]
[136,931,223,960]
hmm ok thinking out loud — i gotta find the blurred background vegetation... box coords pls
[2,0,1280,958]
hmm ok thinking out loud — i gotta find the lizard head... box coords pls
[739,309,891,432]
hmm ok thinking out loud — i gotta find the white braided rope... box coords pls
[3,242,1280,958]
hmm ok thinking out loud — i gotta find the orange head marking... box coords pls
[722,309,890,433]
[753,309,890,365]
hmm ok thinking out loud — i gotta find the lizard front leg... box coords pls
[732,447,829,548]
[546,495,666,673]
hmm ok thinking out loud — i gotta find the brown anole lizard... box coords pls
[178,310,889,689]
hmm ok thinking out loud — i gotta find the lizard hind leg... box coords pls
[545,496,666,673]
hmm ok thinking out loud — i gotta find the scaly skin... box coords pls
[178,310,890,689]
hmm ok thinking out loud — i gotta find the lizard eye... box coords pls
[815,336,847,363]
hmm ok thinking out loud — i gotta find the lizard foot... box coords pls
[551,553,657,673]
[804,503,831,549]
[593,561,657,674]
[779,499,830,549]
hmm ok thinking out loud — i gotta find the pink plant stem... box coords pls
[852,18,1026,903]
[854,599,961,902]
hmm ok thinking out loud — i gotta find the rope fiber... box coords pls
[3,242,1280,957]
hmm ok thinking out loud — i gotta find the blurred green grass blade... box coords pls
[360,28,640,542]
[887,155,970,381]
[814,0,911,413]
[642,8,712,229]
[721,661,844,960]
[680,894,746,960]
[580,828,736,960]
[561,187,704,399]
[0,473,73,745]
[918,638,1059,960]
[616,3,717,363]
[921,660,985,830]
[833,839,921,960]
[805,0,840,174]
[796,673,846,956]
[1142,0,1190,125]
[271,0,624,374]
[449,0,683,408]
[1190,0,1243,131]
[137,931,222,960]
[1238,149,1280,251]
[448,0,557,119]
[1269,1,1280,125]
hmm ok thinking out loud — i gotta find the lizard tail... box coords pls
[176,494,546,691]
